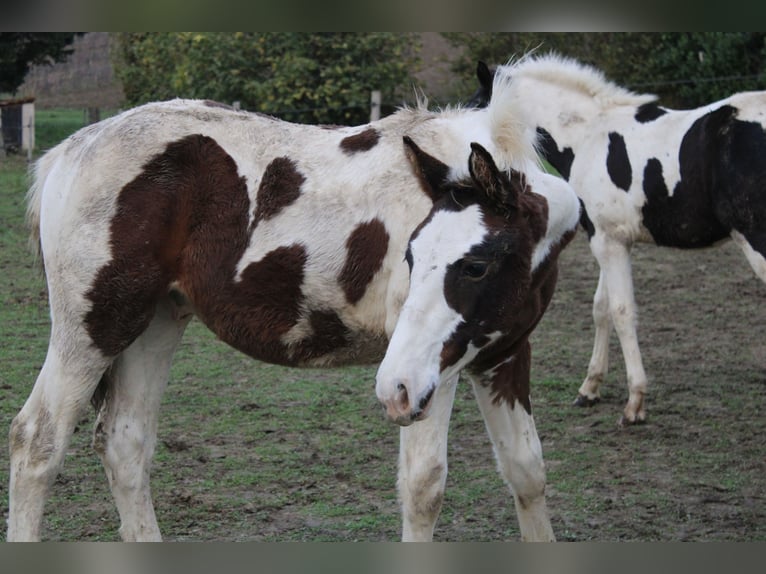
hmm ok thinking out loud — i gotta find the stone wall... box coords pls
[19,33,125,110]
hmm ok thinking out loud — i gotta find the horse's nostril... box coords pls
[395,382,409,410]
[418,385,435,412]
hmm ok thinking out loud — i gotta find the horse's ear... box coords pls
[476,61,493,92]
[403,136,450,202]
[468,142,522,215]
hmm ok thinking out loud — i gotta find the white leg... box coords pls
[93,298,189,542]
[731,230,766,283]
[7,344,109,541]
[470,375,555,541]
[589,235,648,424]
[398,374,458,542]
[576,268,612,405]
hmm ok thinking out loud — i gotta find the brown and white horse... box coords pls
[7,92,579,541]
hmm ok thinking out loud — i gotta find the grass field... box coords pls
[1,110,764,541]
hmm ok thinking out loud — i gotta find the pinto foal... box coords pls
[8,96,578,541]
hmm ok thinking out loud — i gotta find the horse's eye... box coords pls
[461,260,489,280]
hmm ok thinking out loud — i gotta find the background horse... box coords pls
[8,87,579,540]
[470,54,766,425]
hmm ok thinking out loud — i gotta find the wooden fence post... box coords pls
[370,90,381,122]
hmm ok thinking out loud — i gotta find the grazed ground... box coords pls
[532,233,766,541]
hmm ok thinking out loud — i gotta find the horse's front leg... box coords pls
[397,374,458,542]
[468,343,555,542]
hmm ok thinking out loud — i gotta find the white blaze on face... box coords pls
[376,205,487,422]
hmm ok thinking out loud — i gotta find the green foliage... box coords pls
[113,33,421,125]
[647,33,766,107]
[444,32,766,108]
[0,33,82,95]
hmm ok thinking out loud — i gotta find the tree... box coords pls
[443,33,766,108]
[113,33,421,125]
[0,33,82,95]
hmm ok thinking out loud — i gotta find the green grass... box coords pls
[34,108,120,153]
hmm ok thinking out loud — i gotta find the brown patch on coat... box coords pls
[288,310,350,361]
[340,128,380,154]
[252,157,305,228]
[339,219,389,304]
[84,135,350,366]
[84,134,246,357]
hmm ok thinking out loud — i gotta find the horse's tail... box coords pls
[26,143,66,270]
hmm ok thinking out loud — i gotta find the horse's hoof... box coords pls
[573,394,600,407]
[617,414,647,427]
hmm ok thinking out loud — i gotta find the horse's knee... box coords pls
[399,461,446,524]
[495,446,547,502]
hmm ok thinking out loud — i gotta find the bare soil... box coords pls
[529,232,766,541]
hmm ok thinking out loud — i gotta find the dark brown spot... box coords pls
[340,128,380,154]
[289,310,350,361]
[213,244,307,358]
[488,339,532,414]
[339,219,389,304]
[252,157,305,228]
[85,135,352,367]
[85,134,250,357]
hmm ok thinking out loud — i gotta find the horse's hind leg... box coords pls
[92,297,190,542]
[731,229,766,283]
[588,235,648,424]
[575,267,612,406]
[8,339,110,541]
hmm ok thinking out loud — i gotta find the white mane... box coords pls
[498,52,658,108]
[484,73,541,171]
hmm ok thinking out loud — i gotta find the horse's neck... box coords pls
[512,77,606,145]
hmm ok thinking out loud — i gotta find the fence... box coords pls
[1,98,35,161]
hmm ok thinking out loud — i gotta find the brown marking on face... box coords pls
[84,135,350,365]
[429,174,559,408]
[252,157,305,228]
[339,219,389,304]
[340,128,380,154]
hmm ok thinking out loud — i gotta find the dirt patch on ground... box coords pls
[528,233,766,541]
